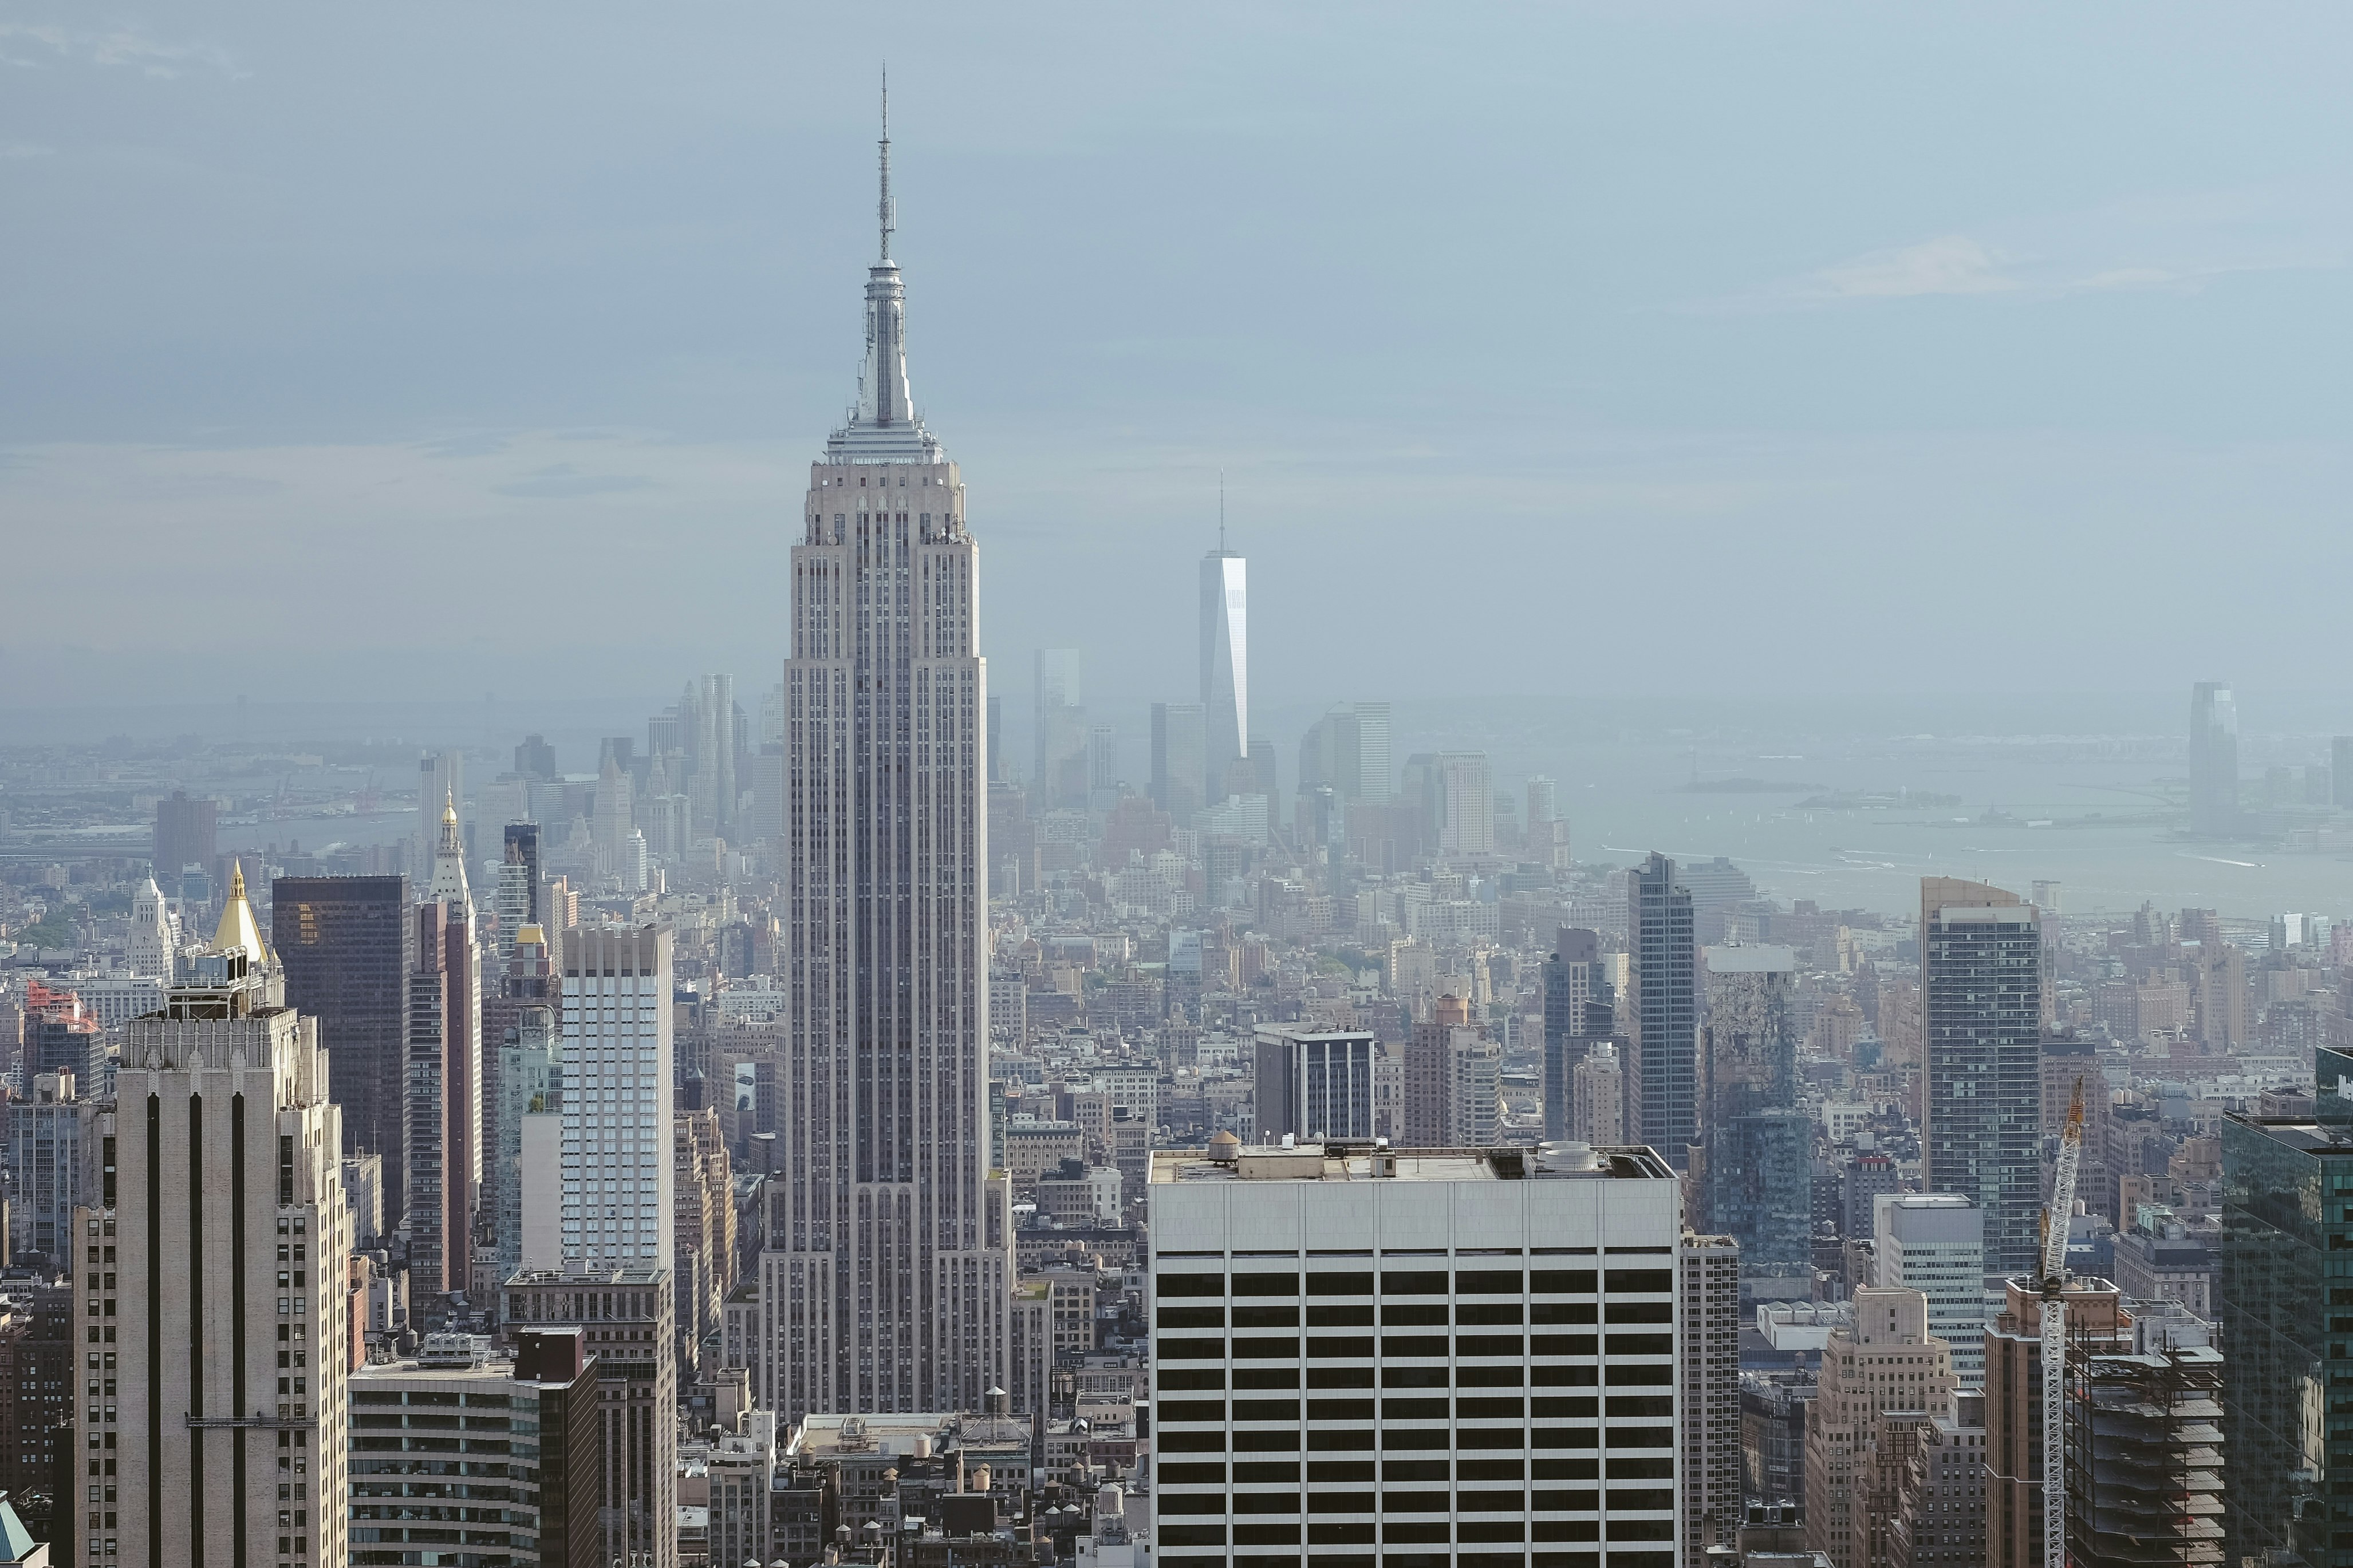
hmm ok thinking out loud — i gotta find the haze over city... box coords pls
[6,5,2350,708]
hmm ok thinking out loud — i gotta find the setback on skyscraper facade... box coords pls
[763,110,1010,1426]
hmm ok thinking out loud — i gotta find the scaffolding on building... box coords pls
[2064,1333,2226,1567]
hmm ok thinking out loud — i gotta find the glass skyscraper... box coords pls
[2221,1042,2353,1567]
[274,872,414,1229]
[1199,546,1247,804]
[1700,945,1808,1269]
[1627,852,1698,1170]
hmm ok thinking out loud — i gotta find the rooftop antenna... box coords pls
[878,66,895,264]
[1219,468,1226,552]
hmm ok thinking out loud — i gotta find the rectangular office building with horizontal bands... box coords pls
[1149,1142,1682,1568]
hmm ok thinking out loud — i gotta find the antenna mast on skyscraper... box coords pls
[878,66,896,263]
[1219,468,1226,552]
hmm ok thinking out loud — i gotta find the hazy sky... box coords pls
[5,3,2349,714]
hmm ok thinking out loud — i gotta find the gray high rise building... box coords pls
[1920,876,2043,1279]
[2189,680,2239,835]
[274,873,413,1229]
[1034,648,1086,807]
[704,672,737,840]
[1541,926,1615,1143]
[1251,1026,1376,1143]
[1150,701,1207,826]
[491,924,558,1283]
[1296,702,1393,804]
[1200,546,1247,804]
[1627,852,1698,1169]
[765,104,1008,1424]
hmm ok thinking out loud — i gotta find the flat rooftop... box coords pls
[2228,1117,2353,1153]
[1150,1143,1675,1184]
[353,1358,515,1384]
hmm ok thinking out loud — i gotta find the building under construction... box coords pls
[1983,1275,2129,1568]
[2063,1299,2225,1568]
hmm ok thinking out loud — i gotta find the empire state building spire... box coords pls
[878,67,896,264]
[774,104,1007,1423]
[831,70,939,463]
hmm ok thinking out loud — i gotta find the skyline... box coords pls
[6,25,2349,1558]
[5,3,2352,707]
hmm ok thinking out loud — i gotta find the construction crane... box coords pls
[2040,1076,2087,1568]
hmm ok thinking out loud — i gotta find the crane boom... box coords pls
[2043,1076,2087,1568]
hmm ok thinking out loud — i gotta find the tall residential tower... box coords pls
[1920,877,2043,1280]
[764,99,1008,1423]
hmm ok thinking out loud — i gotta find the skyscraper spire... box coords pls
[830,68,938,463]
[878,66,895,264]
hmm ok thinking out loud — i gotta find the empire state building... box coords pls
[762,94,1010,1420]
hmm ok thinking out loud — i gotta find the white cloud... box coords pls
[1717,185,2352,313]
[1812,235,2020,299]
[0,141,52,158]
[0,21,238,79]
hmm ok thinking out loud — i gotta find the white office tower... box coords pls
[1149,1141,1681,1568]
[87,867,353,1568]
[766,97,1008,1424]
[1873,1192,1988,1385]
[557,926,673,1271]
[1200,546,1247,803]
[129,872,176,978]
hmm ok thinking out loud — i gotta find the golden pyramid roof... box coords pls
[210,860,272,964]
